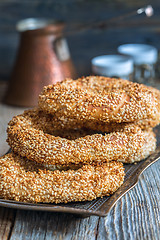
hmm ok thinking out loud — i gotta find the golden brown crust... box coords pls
[3,76,160,205]
[39,110,160,133]
[38,76,160,124]
[21,108,159,136]
[7,109,156,166]
[0,153,125,203]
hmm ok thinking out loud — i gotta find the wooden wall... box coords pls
[0,0,160,79]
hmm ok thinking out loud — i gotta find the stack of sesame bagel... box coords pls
[0,76,160,204]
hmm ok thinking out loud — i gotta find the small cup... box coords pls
[117,43,158,83]
[91,55,133,80]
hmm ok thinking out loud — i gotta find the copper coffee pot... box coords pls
[4,18,77,107]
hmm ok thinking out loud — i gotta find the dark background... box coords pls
[0,0,160,80]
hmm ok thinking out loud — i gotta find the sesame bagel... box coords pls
[38,76,160,124]
[7,109,156,166]
[37,109,160,133]
[0,153,125,203]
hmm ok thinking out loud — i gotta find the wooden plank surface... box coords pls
[0,208,16,240]
[0,82,160,239]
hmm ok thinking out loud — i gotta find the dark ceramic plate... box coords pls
[0,147,160,217]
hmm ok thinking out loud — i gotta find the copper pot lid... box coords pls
[16,18,64,33]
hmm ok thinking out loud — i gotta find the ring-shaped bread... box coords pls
[38,76,160,124]
[0,153,125,203]
[36,109,160,133]
[7,109,156,166]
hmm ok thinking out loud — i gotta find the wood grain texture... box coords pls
[10,212,100,240]
[0,207,16,240]
[105,161,160,240]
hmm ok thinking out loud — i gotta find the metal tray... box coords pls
[0,146,160,217]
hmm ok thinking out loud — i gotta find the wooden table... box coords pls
[0,82,160,240]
